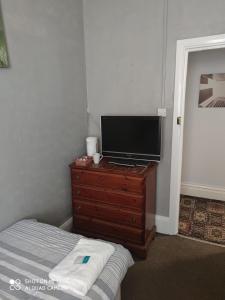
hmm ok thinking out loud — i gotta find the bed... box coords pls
[0,219,134,300]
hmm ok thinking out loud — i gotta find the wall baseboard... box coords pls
[155,215,171,235]
[60,215,172,235]
[181,182,225,202]
[60,217,73,232]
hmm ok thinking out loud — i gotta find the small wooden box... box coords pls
[74,156,93,167]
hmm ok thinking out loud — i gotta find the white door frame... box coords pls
[169,33,225,235]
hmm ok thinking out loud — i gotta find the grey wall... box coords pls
[83,0,225,217]
[182,49,225,188]
[0,0,87,231]
[83,0,168,215]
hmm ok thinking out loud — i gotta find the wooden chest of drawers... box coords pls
[70,158,157,258]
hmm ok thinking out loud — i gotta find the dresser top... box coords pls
[70,158,157,177]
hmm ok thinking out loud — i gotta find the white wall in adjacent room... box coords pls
[182,49,225,189]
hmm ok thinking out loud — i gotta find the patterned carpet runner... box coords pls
[179,195,225,245]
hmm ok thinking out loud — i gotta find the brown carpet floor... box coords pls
[122,235,225,300]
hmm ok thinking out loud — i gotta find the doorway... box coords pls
[169,34,225,235]
[178,49,225,244]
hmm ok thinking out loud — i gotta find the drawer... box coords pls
[71,169,144,194]
[74,215,144,244]
[73,200,144,228]
[72,185,144,211]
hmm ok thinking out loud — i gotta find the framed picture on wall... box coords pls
[198,73,225,108]
[0,3,9,68]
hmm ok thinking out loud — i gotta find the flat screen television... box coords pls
[101,116,161,162]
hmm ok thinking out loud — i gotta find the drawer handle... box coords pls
[76,175,80,180]
[76,190,81,195]
[77,205,81,210]
[131,217,136,223]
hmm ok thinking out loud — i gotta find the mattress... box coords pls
[0,219,134,300]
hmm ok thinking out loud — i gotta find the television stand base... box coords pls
[108,157,149,167]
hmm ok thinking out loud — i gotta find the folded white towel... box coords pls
[49,238,115,296]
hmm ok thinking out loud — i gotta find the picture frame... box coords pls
[199,73,225,108]
[0,3,9,68]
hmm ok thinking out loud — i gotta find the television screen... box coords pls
[101,116,161,162]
